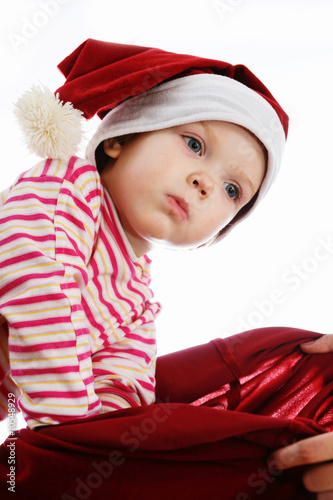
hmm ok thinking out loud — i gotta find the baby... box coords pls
[0,38,287,429]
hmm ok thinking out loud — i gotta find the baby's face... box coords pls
[101,121,266,257]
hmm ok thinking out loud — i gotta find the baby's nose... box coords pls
[192,179,206,196]
[189,173,214,198]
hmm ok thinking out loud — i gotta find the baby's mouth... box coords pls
[166,195,189,221]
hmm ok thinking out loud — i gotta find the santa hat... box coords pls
[14,38,288,239]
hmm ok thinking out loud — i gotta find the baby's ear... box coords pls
[103,138,123,158]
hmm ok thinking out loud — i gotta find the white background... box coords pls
[0,0,332,440]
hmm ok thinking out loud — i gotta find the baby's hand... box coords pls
[271,432,333,499]
[272,333,333,499]
[301,334,333,354]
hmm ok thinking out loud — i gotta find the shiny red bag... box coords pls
[0,327,332,500]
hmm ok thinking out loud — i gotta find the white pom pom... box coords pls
[14,84,84,159]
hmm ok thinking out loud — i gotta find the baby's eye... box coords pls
[184,137,203,155]
[224,182,240,200]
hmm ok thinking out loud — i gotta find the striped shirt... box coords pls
[0,156,161,429]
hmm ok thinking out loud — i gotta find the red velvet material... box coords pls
[1,327,332,499]
[56,39,289,137]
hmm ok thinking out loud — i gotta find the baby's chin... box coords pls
[149,236,213,252]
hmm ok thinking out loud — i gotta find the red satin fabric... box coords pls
[0,327,332,500]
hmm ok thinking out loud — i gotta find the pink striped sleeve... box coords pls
[0,157,102,428]
[86,192,160,413]
[0,322,21,421]
[92,316,158,411]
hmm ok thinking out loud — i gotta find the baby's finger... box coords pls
[301,334,333,354]
[271,433,333,470]
[317,491,333,500]
[303,462,333,493]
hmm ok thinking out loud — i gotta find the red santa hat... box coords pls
[14,38,288,239]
